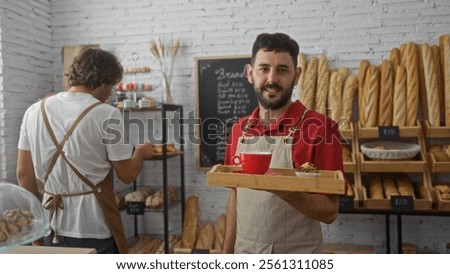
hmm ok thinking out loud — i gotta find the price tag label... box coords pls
[379,126,400,140]
[126,202,145,215]
[391,196,414,212]
[339,196,355,212]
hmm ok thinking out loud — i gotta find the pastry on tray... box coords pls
[295,162,321,178]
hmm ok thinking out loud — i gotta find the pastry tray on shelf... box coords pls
[360,172,433,211]
[430,187,450,211]
[427,152,450,172]
[358,152,426,172]
[207,164,345,194]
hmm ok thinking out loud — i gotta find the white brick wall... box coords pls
[1,0,449,253]
[0,0,53,182]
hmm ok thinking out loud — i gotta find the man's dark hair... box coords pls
[66,47,123,90]
[251,33,299,68]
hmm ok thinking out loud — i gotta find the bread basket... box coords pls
[360,141,421,160]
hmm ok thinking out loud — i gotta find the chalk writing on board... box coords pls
[196,56,258,169]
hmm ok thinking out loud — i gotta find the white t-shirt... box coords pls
[18,92,133,239]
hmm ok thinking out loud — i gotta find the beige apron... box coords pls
[40,98,128,254]
[234,108,323,254]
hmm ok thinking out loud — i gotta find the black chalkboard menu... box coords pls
[195,55,259,169]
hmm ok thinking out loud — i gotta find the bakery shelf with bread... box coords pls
[430,181,450,211]
[426,143,450,172]
[360,172,432,210]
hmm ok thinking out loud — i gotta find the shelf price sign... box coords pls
[379,126,400,140]
[126,202,145,215]
[391,196,414,212]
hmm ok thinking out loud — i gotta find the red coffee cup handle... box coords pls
[232,155,242,166]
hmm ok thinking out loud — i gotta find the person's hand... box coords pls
[135,142,154,160]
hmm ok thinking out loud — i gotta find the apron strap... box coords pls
[240,118,253,143]
[40,98,102,243]
[285,108,309,141]
[41,98,102,184]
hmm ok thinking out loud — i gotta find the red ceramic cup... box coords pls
[232,152,272,174]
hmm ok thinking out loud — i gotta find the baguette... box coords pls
[338,67,350,80]
[213,214,226,250]
[297,52,307,94]
[369,174,384,199]
[392,66,407,126]
[379,59,394,126]
[328,71,344,122]
[383,175,399,199]
[301,56,318,109]
[363,66,380,127]
[195,221,215,250]
[421,43,440,127]
[405,42,420,126]
[181,196,199,248]
[390,47,401,78]
[431,45,444,126]
[396,174,416,198]
[439,35,450,126]
[341,75,358,129]
[358,60,370,127]
[315,55,329,115]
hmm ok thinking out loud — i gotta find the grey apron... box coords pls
[234,108,323,254]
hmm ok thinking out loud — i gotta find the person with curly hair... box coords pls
[17,47,154,253]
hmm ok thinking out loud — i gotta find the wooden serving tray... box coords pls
[207,164,345,194]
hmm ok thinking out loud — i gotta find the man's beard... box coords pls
[254,81,295,110]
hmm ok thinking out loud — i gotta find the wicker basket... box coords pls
[360,141,420,160]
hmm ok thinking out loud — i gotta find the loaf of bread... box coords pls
[433,151,450,162]
[195,221,215,250]
[379,60,394,126]
[338,67,350,80]
[421,43,440,127]
[392,66,407,126]
[439,34,450,126]
[301,56,318,109]
[405,43,420,126]
[315,55,329,115]
[358,60,370,127]
[431,45,444,126]
[435,184,450,194]
[390,47,401,78]
[125,191,146,202]
[363,66,380,127]
[328,71,344,122]
[214,214,226,250]
[297,52,307,96]
[181,196,199,248]
[341,75,358,129]
[396,174,415,198]
[382,175,399,199]
[369,174,384,199]
[145,192,164,209]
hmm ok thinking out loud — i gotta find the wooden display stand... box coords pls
[422,120,450,211]
[355,122,433,211]
[340,122,360,209]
